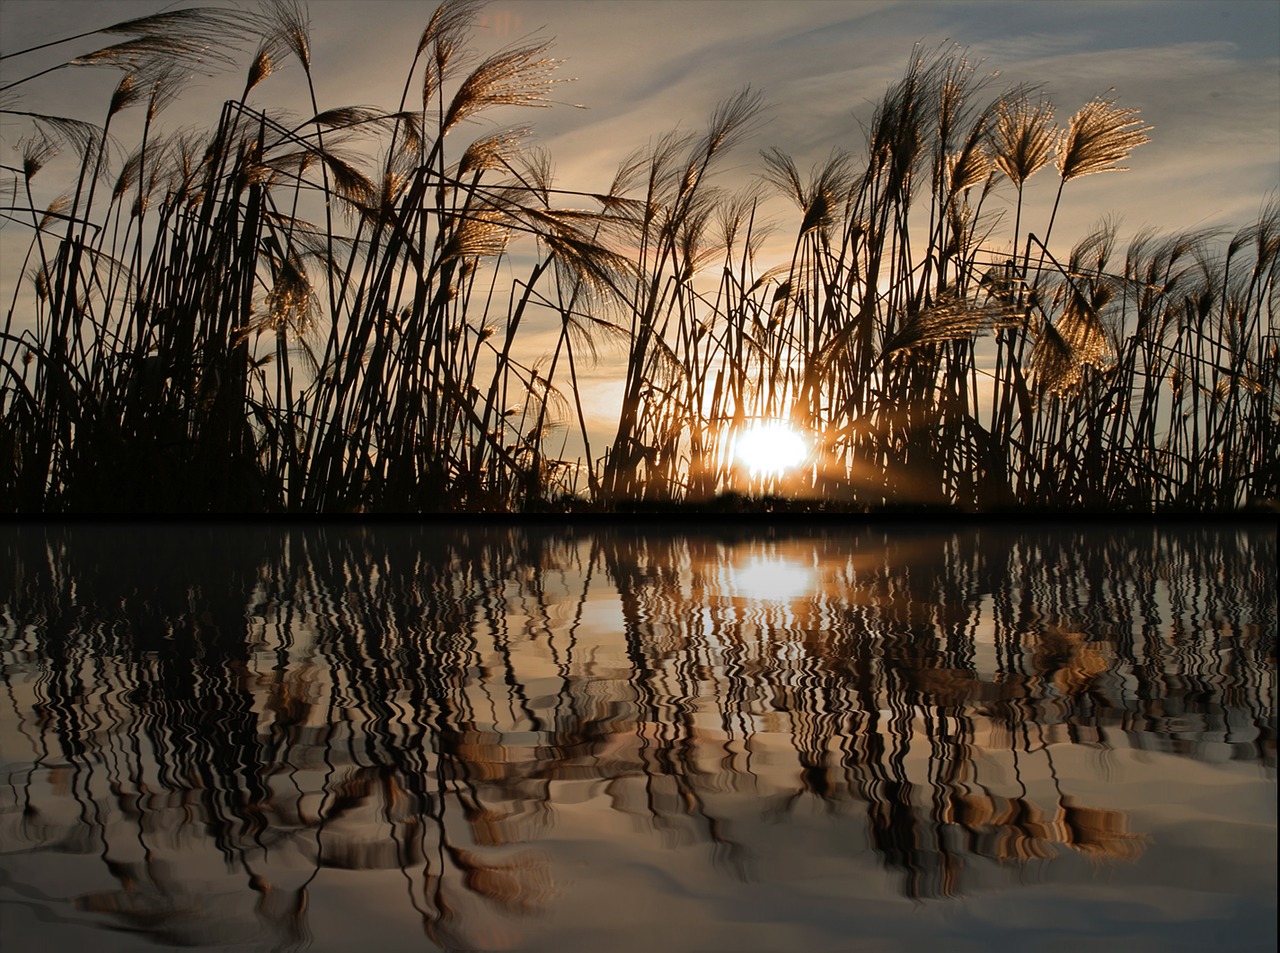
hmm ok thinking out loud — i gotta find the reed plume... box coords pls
[991,97,1056,256]
[0,4,1269,513]
[1057,95,1152,182]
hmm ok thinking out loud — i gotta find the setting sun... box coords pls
[734,421,809,477]
[2,0,1272,515]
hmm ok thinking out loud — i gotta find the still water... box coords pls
[1,523,1275,952]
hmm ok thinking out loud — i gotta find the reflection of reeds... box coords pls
[1,6,1274,512]
[0,524,1274,937]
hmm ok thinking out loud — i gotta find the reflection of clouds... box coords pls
[1,526,1273,948]
[937,792,1147,868]
[1032,628,1110,697]
[1056,796,1148,864]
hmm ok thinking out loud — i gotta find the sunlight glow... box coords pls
[734,421,809,477]
[730,556,815,604]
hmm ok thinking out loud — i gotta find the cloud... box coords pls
[14,0,1266,240]
[426,1,1278,247]
[2,0,1275,468]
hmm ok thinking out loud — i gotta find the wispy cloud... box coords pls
[3,0,1276,469]
[9,0,1270,241]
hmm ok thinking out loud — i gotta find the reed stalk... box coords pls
[1,6,1272,512]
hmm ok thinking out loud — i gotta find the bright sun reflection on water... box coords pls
[734,421,808,476]
[730,556,815,603]
[1,528,1274,953]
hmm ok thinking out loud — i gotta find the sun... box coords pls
[734,420,809,477]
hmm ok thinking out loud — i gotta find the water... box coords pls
[1,523,1275,953]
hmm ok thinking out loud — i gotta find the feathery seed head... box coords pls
[457,128,529,178]
[417,0,483,95]
[97,7,255,65]
[260,0,312,74]
[992,98,1056,188]
[947,144,990,194]
[264,256,318,334]
[68,9,254,85]
[31,263,50,302]
[442,44,563,134]
[1057,95,1151,181]
[39,196,70,231]
[143,65,187,120]
[113,148,142,201]
[245,45,276,95]
[882,287,1019,354]
[108,74,141,116]
[440,210,511,262]
[1029,320,1079,397]
[379,170,408,208]
[1056,292,1111,367]
[762,148,851,237]
[21,135,59,180]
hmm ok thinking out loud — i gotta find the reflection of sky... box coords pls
[3,0,1277,449]
[1,525,1275,952]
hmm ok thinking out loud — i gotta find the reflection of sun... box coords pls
[731,556,814,603]
[734,421,808,477]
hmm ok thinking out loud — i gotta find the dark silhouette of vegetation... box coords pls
[1,1,1276,512]
[1,524,1274,947]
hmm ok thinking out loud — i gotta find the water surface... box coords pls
[1,524,1275,952]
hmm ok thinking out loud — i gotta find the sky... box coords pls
[7,0,1272,228]
[2,0,1278,460]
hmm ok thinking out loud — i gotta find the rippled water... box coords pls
[1,523,1275,952]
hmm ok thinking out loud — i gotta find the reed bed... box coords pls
[1,1,1275,512]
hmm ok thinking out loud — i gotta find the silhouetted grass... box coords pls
[2,2,1275,512]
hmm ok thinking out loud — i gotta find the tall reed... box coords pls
[1,6,1274,512]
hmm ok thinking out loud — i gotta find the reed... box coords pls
[1,4,1274,512]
